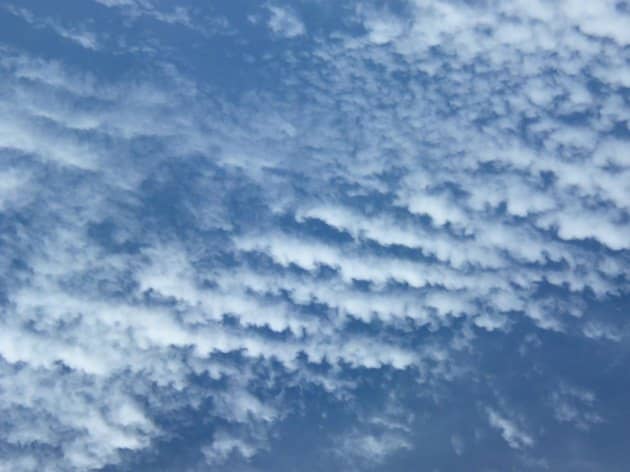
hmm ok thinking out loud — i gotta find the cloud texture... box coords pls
[0,0,628,470]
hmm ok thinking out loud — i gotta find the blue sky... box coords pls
[0,1,629,471]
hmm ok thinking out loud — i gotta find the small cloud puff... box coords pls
[266,4,305,38]
[487,408,534,450]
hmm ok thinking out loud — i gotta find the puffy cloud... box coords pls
[202,431,260,465]
[266,5,305,38]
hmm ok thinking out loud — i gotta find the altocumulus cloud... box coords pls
[0,0,629,471]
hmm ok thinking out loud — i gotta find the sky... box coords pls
[0,1,629,471]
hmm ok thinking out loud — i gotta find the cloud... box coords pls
[92,0,193,26]
[357,5,408,45]
[202,431,261,465]
[451,433,465,456]
[337,430,411,466]
[0,0,628,470]
[550,385,604,431]
[3,5,100,50]
[266,5,305,38]
[487,408,534,450]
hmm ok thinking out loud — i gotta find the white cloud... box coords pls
[3,5,100,50]
[0,0,628,469]
[487,408,534,449]
[358,5,408,45]
[582,321,623,342]
[266,5,305,38]
[550,385,604,431]
[202,431,260,465]
[338,430,411,465]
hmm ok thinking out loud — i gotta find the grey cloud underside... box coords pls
[0,0,629,470]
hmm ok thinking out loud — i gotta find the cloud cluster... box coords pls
[0,0,628,470]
